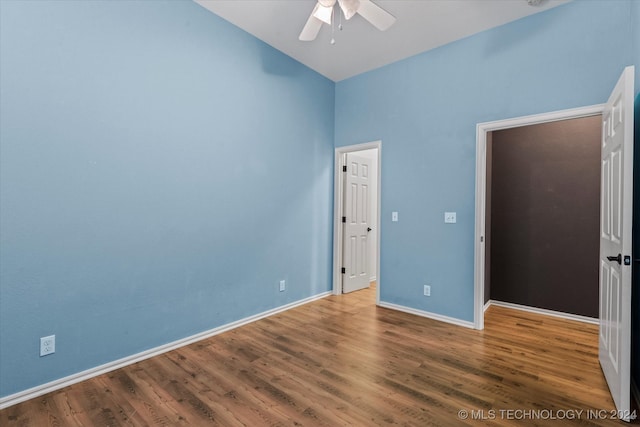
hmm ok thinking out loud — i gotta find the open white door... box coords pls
[599,66,634,421]
[343,153,372,293]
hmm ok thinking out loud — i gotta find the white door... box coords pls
[599,66,634,421]
[343,153,372,293]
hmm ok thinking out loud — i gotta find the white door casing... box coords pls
[599,66,634,421]
[343,152,372,293]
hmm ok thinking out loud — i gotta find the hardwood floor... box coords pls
[1,285,631,426]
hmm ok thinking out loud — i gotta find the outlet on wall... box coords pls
[423,285,431,297]
[279,280,286,292]
[40,335,55,357]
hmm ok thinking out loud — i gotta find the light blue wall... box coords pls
[335,0,638,321]
[0,0,334,397]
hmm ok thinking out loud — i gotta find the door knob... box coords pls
[367,227,372,232]
[607,254,622,264]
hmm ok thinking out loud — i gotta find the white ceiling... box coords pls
[194,0,571,82]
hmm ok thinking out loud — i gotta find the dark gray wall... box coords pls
[489,116,602,318]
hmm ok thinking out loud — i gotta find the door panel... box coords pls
[343,153,372,293]
[602,159,611,238]
[599,66,634,421]
[600,260,610,345]
[612,148,622,244]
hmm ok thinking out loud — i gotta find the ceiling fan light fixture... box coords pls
[299,0,394,42]
[313,3,334,25]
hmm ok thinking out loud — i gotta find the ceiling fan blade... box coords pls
[357,0,396,31]
[315,0,336,24]
[299,4,324,41]
[337,0,360,20]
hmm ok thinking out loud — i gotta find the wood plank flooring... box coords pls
[1,285,632,426]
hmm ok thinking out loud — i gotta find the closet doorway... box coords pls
[474,105,604,329]
[485,115,602,319]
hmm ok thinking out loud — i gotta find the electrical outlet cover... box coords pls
[40,335,55,356]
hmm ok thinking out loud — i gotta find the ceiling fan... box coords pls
[299,0,396,41]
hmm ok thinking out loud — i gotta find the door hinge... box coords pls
[342,165,347,172]
[342,216,346,223]
[341,267,346,274]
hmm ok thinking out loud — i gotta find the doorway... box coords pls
[487,115,602,319]
[474,105,605,330]
[333,141,381,302]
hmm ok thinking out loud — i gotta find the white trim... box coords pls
[488,300,599,325]
[483,300,491,313]
[474,104,605,330]
[333,141,382,305]
[0,291,331,410]
[377,302,475,329]
[333,150,345,296]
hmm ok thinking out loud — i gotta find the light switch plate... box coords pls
[392,212,398,222]
[444,212,456,223]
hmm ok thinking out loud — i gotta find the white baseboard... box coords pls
[377,302,475,329]
[0,291,332,410]
[487,300,599,325]
[369,276,377,282]
[483,300,491,313]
